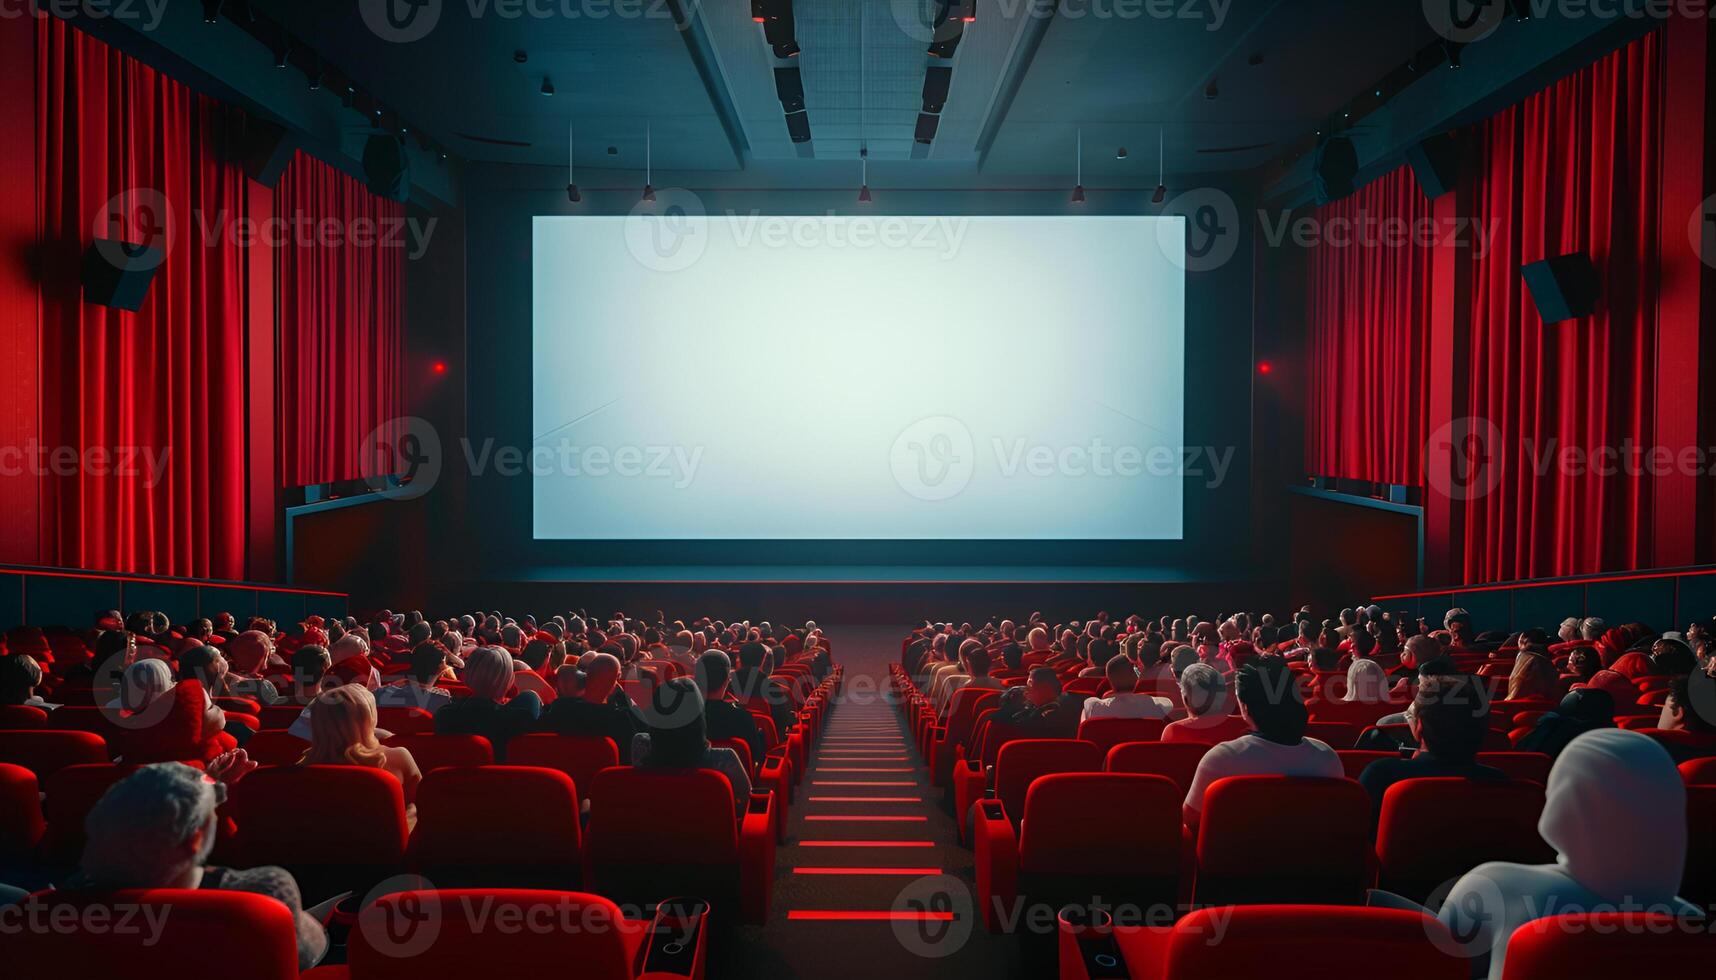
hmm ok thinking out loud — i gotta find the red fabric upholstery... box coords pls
[1680,755,1716,786]
[0,729,108,778]
[1104,741,1211,795]
[1376,778,1554,903]
[1476,751,1553,784]
[0,762,45,863]
[13,889,299,980]
[993,739,1104,830]
[1500,913,1710,977]
[243,730,309,767]
[1076,717,1168,755]
[1195,776,1371,906]
[40,763,133,866]
[383,734,494,772]
[1020,772,1181,876]
[507,734,618,799]
[0,704,48,728]
[375,706,434,736]
[407,767,582,889]
[229,765,408,900]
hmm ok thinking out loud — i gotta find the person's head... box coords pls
[1401,633,1438,670]
[302,684,387,767]
[1234,658,1307,743]
[1444,607,1473,642]
[0,654,43,704]
[998,641,1023,671]
[1659,672,1716,733]
[582,652,622,702]
[1169,644,1199,677]
[1343,658,1389,702]
[1539,729,1686,902]
[1576,616,1606,641]
[640,677,709,769]
[1565,646,1601,680]
[1026,626,1049,652]
[462,646,515,702]
[1177,663,1228,718]
[290,644,331,696]
[176,644,228,688]
[408,641,448,686]
[1307,646,1340,672]
[1650,638,1696,677]
[965,647,992,678]
[1104,654,1137,695]
[1507,651,1562,702]
[1409,674,1490,763]
[224,631,273,676]
[1557,617,1582,643]
[80,762,223,888]
[694,650,734,699]
[736,641,772,674]
[1416,656,1460,679]
[119,658,174,713]
[1025,666,1062,707]
[1349,628,1377,659]
[94,628,137,667]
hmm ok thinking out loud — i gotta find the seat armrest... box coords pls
[739,792,776,924]
[951,759,986,844]
[972,799,1019,932]
[756,758,791,843]
[635,898,710,980]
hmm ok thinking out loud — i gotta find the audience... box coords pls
[1080,654,1172,721]
[374,641,454,712]
[992,666,1084,738]
[537,651,642,762]
[300,684,422,812]
[1182,658,1342,829]
[630,677,752,819]
[694,650,766,764]
[1161,663,1250,744]
[1357,674,1504,816]
[432,646,541,761]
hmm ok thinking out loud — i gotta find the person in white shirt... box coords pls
[1182,657,1342,829]
[939,645,1003,716]
[1081,655,1173,722]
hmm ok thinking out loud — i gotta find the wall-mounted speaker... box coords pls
[362,134,411,203]
[1521,253,1599,323]
[83,240,163,312]
[1405,132,1458,199]
[922,66,952,114]
[242,119,298,188]
[1311,135,1358,205]
[773,67,805,113]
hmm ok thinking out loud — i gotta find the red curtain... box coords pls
[276,153,403,487]
[35,17,250,579]
[1303,166,1435,485]
[1461,32,1662,583]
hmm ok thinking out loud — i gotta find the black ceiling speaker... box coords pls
[783,111,811,144]
[1311,135,1358,204]
[922,65,952,114]
[241,118,298,188]
[362,134,411,203]
[1521,253,1600,324]
[83,241,164,312]
[1405,132,1459,199]
[914,113,940,144]
[773,67,805,113]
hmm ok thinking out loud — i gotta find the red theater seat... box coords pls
[0,762,45,864]
[1301,721,1361,749]
[0,729,108,779]
[243,730,309,767]
[1376,778,1554,904]
[408,767,582,889]
[1476,751,1553,784]
[1681,756,1716,785]
[1194,776,1372,906]
[1076,717,1167,754]
[585,767,774,924]
[1104,741,1211,794]
[1685,786,1716,909]
[41,763,135,866]
[974,772,1182,933]
[229,765,409,902]
[507,734,619,801]
[992,738,1104,832]
[344,890,655,980]
[375,706,435,736]
[1336,749,1400,780]
[383,733,494,772]
[0,705,48,729]
[1058,905,1466,980]
[1500,913,1712,977]
[13,889,300,980]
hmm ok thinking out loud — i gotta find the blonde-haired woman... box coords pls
[432,645,542,761]
[1343,658,1391,703]
[300,684,421,814]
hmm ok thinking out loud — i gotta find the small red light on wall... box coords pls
[432,361,447,375]
[1257,361,1273,375]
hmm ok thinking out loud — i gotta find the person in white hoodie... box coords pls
[1435,728,1697,979]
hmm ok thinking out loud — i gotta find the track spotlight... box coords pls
[1204,78,1219,100]
[1071,184,1086,204]
[1153,127,1168,204]
[1152,184,1168,205]
[1116,147,1128,160]
[1441,40,1463,68]
[1505,0,1532,20]
[307,68,324,91]
[567,183,582,203]
[858,148,872,203]
[641,184,655,203]
[541,76,555,96]
[1071,128,1084,203]
[273,40,290,70]
[858,183,873,203]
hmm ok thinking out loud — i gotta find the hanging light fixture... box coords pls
[858,148,872,203]
[641,121,655,202]
[567,120,581,203]
[857,18,871,204]
[1071,128,1085,203]
[1152,126,1168,204]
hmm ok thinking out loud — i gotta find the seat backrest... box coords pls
[1476,751,1553,784]
[1307,699,1404,729]
[257,703,304,730]
[43,705,122,741]
[409,767,582,871]
[0,704,48,729]
[1104,741,1210,794]
[993,739,1103,824]
[1018,772,1179,876]
[1301,721,1360,749]
[1376,778,1552,900]
[230,765,408,868]
[1336,749,1399,780]
[1684,786,1716,909]
[508,734,619,798]
[376,705,436,736]
[349,890,641,980]
[0,762,44,863]
[244,730,310,767]
[1164,905,1467,980]
[944,686,1000,745]
[41,763,133,866]
[13,889,300,980]
[1076,717,1167,755]
[1680,755,1716,785]
[712,737,754,776]
[1196,776,1371,904]
[384,733,494,772]
[1499,913,1709,977]
[586,767,737,864]
[0,729,109,778]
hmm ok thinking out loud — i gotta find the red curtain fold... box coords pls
[275,153,403,487]
[1303,166,1435,485]
[35,17,250,579]
[1461,32,1662,584]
